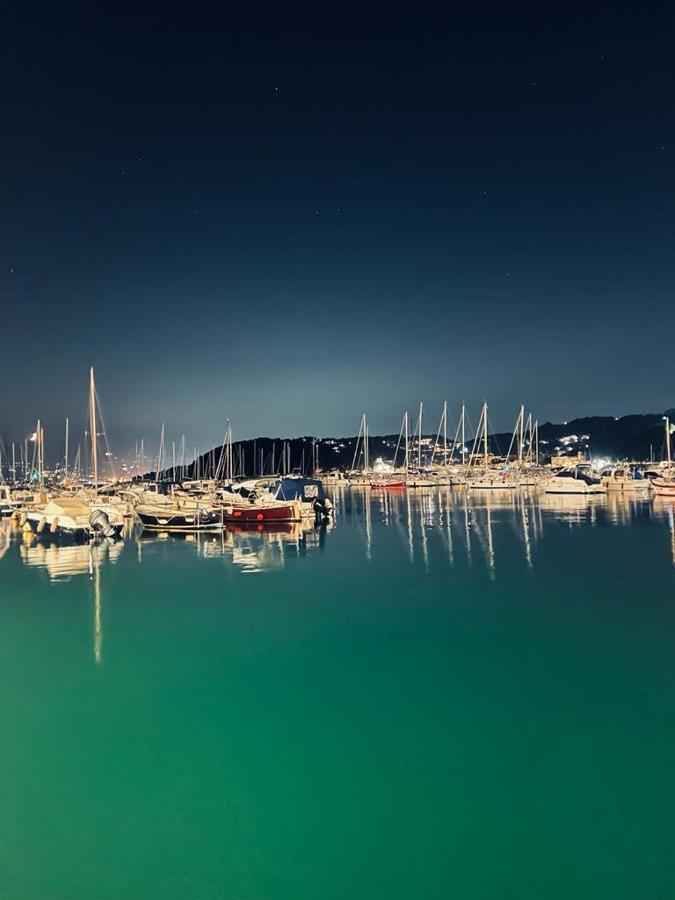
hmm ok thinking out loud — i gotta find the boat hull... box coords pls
[224,504,300,523]
[544,484,605,495]
[651,479,675,497]
[137,510,223,532]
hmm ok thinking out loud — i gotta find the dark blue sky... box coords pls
[2,2,674,459]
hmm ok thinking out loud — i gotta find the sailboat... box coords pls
[23,370,124,540]
[650,417,675,497]
[468,403,518,490]
[371,410,408,489]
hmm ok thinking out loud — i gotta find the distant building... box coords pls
[550,452,586,467]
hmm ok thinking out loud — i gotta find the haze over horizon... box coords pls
[3,3,675,455]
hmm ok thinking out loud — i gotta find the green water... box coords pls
[1,489,674,899]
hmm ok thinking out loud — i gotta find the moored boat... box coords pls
[136,503,223,532]
[22,496,124,541]
[223,476,333,523]
[601,466,649,493]
[544,464,606,494]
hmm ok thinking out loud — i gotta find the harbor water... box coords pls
[1,488,674,898]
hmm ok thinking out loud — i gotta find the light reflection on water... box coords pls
[1,488,674,583]
[2,490,674,899]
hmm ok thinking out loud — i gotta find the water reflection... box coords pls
[136,517,332,573]
[19,537,124,579]
[333,486,662,574]
[0,488,673,585]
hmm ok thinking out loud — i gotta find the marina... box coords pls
[4,382,675,539]
[5,4,675,896]
[2,487,675,898]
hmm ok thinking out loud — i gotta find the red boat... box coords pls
[370,480,406,490]
[223,503,300,523]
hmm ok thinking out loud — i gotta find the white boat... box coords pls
[321,470,351,485]
[23,496,123,540]
[469,473,519,490]
[544,464,606,494]
[0,485,18,516]
[601,466,649,493]
[650,417,675,497]
[467,403,518,491]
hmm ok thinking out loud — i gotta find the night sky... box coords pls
[3,3,674,459]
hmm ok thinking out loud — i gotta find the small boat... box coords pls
[223,502,303,524]
[370,479,406,490]
[321,470,351,485]
[22,496,124,541]
[651,477,675,498]
[223,477,333,523]
[136,503,223,532]
[135,485,223,532]
[544,464,606,494]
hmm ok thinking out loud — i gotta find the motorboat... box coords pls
[601,466,649,493]
[135,488,223,532]
[223,477,332,524]
[22,496,124,541]
[370,479,406,490]
[650,475,675,498]
[544,464,606,494]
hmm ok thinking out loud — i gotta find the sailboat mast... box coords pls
[667,417,672,467]
[404,411,409,473]
[364,414,369,472]
[65,417,69,479]
[443,400,447,465]
[518,404,524,466]
[89,367,98,490]
[156,424,165,482]
[417,402,423,469]
[461,403,466,464]
[483,403,489,470]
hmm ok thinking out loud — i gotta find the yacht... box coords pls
[601,466,648,493]
[544,464,606,495]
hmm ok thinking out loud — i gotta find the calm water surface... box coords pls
[1,489,675,899]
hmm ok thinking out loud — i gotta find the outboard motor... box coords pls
[313,497,333,521]
[89,509,116,538]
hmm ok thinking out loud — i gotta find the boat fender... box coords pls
[22,521,33,534]
[37,517,47,533]
[19,512,27,526]
[50,518,59,534]
[89,509,116,538]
